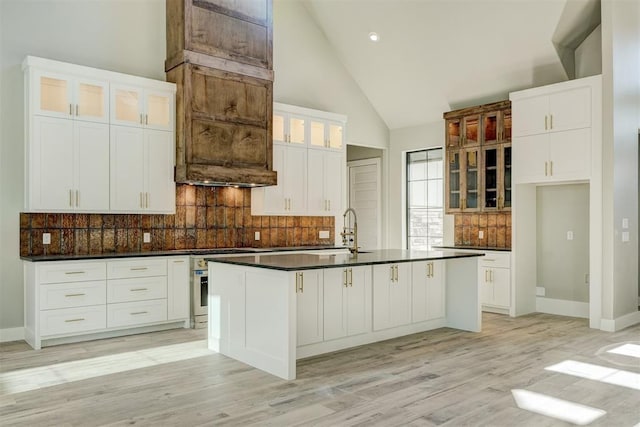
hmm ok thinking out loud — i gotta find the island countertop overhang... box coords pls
[206,249,484,271]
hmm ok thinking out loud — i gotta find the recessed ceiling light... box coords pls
[368,32,379,42]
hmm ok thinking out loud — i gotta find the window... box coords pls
[407,148,444,250]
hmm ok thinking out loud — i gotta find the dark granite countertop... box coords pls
[433,245,511,252]
[206,249,484,271]
[20,246,346,262]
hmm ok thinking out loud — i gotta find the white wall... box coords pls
[388,121,444,249]
[601,0,640,321]
[536,184,590,302]
[273,0,388,150]
[575,25,602,78]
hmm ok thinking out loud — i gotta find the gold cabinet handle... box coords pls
[343,269,348,287]
[146,192,149,208]
[550,161,553,176]
[131,311,148,315]
[69,189,74,207]
[140,113,144,125]
[130,267,148,271]
[64,293,86,297]
[130,288,148,292]
[75,190,79,207]
[64,271,85,275]
[485,269,489,282]
[173,260,185,263]
[348,268,353,286]
[550,114,553,130]
[145,114,149,125]
[65,318,85,323]
[75,104,79,116]
[545,161,548,176]
[69,104,73,115]
[140,192,143,208]
[328,200,331,211]
[545,115,548,130]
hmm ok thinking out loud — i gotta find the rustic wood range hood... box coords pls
[165,0,277,187]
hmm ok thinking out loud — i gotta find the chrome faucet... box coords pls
[341,208,358,254]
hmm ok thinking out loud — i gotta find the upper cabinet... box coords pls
[23,56,176,213]
[251,103,347,216]
[444,100,511,213]
[110,85,174,131]
[510,76,600,185]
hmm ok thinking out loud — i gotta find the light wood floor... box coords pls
[1,313,639,426]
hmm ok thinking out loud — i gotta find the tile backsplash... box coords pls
[453,212,511,248]
[20,185,335,257]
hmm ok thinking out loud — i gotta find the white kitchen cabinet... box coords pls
[512,86,591,137]
[307,149,344,215]
[478,252,511,311]
[110,126,175,213]
[296,270,324,346]
[323,266,371,341]
[513,128,591,184]
[111,84,174,131]
[24,256,189,350]
[273,111,307,145]
[30,69,109,123]
[252,143,307,215]
[309,118,344,150]
[411,260,445,322]
[372,263,411,331]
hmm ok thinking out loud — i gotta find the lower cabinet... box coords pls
[296,270,324,346]
[411,260,445,322]
[372,263,412,331]
[24,256,190,350]
[323,266,372,341]
[479,252,511,311]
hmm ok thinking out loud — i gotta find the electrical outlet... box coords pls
[478,230,484,239]
[254,231,260,241]
[42,233,51,245]
[566,231,574,241]
[143,232,151,243]
[622,218,629,229]
[319,230,330,239]
[622,231,630,242]
[536,286,546,296]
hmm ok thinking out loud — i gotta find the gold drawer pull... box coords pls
[130,288,148,292]
[64,271,85,275]
[131,311,148,315]
[65,318,85,323]
[173,260,185,263]
[130,267,148,271]
[484,258,496,262]
[65,293,86,297]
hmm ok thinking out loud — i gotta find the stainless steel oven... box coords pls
[191,257,209,328]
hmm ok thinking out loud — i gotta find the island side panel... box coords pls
[209,263,297,380]
[445,257,481,332]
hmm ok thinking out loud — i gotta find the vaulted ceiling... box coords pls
[305,0,594,130]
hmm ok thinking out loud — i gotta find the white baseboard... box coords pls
[536,297,589,319]
[599,310,640,332]
[0,327,25,343]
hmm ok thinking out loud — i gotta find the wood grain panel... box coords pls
[190,119,267,166]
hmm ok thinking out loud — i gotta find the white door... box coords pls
[512,95,548,137]
[145,129,175,213]
[144,90,174,131]
[296,270,323,346]
[549,87,591,132]
[33,71,74,119]
[75,121,109,211]
[324,151,343,215]
[426,260,445,319]
[111,85,143,128]
[548,128,591,181]
[512,134,549,184]
[110,125,145,211]
[345,266,370,336]
[167,257,190,320]
[323,268,346,341]
[286,146,307,214]
[32,116,74,210]
[263,144,286,213]
[492,268,511,308]
[390,263,412,327]
[74,78,109,124]
[348,158,381,249]
[306,149,325,213]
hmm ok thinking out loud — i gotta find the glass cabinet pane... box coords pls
[483,147,498,208]
[147,94,171,127]
[465,149,479,209]
[448,151,460,209]
[502,110,512,142]
[503,145,512,208]
[310,120,325,147]
[77,82,105,119]
[328,123,343,149]
[446,119,460,148]
[40,76,69,114]
[463,115,480,146]
[483,112,498,144]
[114,89,141,123]
[289,117,305,144]
[273,114,285,142]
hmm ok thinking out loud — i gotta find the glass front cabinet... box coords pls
[444,101,511,213]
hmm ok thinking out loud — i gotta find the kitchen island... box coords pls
[207,249,483,380]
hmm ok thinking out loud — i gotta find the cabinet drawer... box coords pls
[480,252,511,269]
[107,258,167,279]
[40,305,106,336]
[38,261,106,284]
[40,281,106,310]
[107,299,167,328]
[107,276,167,303]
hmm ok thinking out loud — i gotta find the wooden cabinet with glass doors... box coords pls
[444,100,511,213]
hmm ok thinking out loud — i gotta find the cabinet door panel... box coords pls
[411,261,429,323]
[324,151,343,215]
[286,146,307,214]
[323,268,346,341]
[328,122,343,150]
[306,149,325,213]
[391,263,412,327]
[32,116,74,210]
[346,266,370,336]
[263,144,286,213]
[480,267,494,305]
[426,261,445,319]
[34,72,73,119]
[145,90,173,131]
[372,264,393,331]
[512,134,549,184]
[167,257,190,320]
[75,122,109,211]
[512,96,548,137]
[491,268,511,308]
[111,85,143,127]
[549,87,590,132]
[297,270,323,346]
[548,128,591,181]
[75,78,109,123]
[145,130,176,213]
[309,120,326,149]
[110,126,145,211]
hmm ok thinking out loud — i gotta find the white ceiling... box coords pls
[305,0,576,130]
